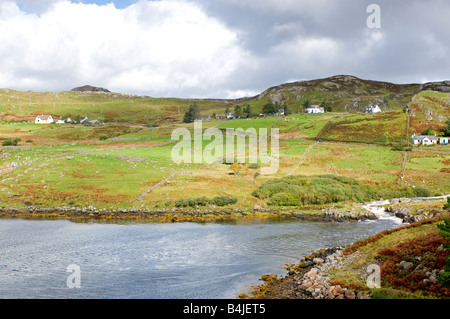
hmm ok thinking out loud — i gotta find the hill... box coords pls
[245,75,421,113]
[71,85,110,93]
[0,75,449,125]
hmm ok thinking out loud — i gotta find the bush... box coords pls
[211,195,238,206]
[2,140,13,146]
[412,187,431,197]
[99,135,108,140]
[2,138,19,146]
[444,198,450,211]
[378,232,450,297]
[174,195,237,207]
[252,174,431,206]
[437,218,450,287]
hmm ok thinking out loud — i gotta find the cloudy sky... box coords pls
[0,0,449,98]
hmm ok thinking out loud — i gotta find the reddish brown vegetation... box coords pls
[343,217,442,255]
[378,232,450,297]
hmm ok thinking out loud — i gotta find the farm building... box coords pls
[198,114,211,120]
[411,134,437,145]
[35,115,54,124]
[365,105,382,113]
[438,137,449,145]
[305,105,324,114]
[275,109,285,116]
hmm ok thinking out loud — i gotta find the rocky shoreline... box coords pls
[242,246,371,299]
[0,205,377,222]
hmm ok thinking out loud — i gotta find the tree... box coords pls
[234,104,242,118]
[437,217,450,287]
[183,102,200,123]
[302,98,311,108]
[283,102,291,115]
[444,120,450,137]
[321,101,332,112]
[262,102,276,115]
[421,126,434,135]
[243,104,252,118]
[225,106,230,115]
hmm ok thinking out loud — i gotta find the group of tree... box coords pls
[302,99,332,112]
[261,101,292,116]
[183,102,200,123]
[224,104,254,118]
[421,119,450,137]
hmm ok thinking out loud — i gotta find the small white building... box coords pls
[438,137,449,145]
[412,134,437,145]
[56,116,65,124]
[275,109,285,116]
[305,105,324,114]
[371,105,382,113]
[364,105,382,113]
[227,112,235,119]
[35,115,54,124]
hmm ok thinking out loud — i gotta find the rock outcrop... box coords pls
[71,85,110,93]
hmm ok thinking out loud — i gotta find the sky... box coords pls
[0,0,449,98]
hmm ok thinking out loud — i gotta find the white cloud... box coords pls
[1,0,449,98]
[0,0,250,97]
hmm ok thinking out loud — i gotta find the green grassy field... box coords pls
[0,84,448,210]
[0,113,448,210]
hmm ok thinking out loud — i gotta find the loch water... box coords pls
[0,208,403,299]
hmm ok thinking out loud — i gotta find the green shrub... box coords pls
[174,195,237,207]
[444,198,450,211]
[412,187,431,197]
[2,138,19,146]
[252,174,431,206]
[437,218,450,287]
[2,140,13,146]
[211,195,238,206]
[99,135,108,140]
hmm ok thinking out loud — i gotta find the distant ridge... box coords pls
[71,85,110,93]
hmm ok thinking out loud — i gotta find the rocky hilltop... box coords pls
[254,75,421,112]
[254,75,450,113]
[420,80,450,93]
[71,85,110,93]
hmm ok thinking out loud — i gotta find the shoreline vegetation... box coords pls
[0,205,377,223]
[239,197,450,300]
[1,195,447,223]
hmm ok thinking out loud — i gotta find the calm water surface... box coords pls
[0,215,402,299]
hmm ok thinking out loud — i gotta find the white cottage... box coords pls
[305,105,324,114]
[438,137,449,145]
[411,134,437,145]
[35,115,54,124]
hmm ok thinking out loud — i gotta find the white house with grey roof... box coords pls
[35,115,54,124]
[411,134,437,145]
[305,105,324,114]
